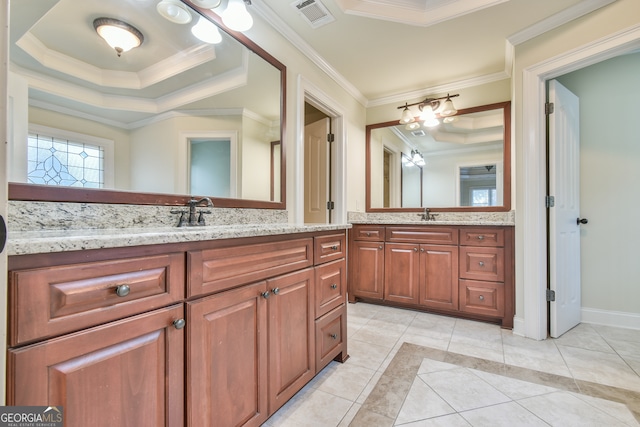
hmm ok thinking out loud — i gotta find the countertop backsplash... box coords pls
[8,200,289,232]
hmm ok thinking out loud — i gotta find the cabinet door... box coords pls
[187,282,268,427]
[7,304,184,427]
[267,268,315,413]
[350,241,384,300]
[419,244,459,311]
[384,243,420,305]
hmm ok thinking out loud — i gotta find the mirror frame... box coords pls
[8,0,287,209]
[366,101,511,212]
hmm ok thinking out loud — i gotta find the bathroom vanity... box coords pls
[6,224,348,427]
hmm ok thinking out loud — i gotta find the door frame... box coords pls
[520,24,640,340]
[295,75,346,224]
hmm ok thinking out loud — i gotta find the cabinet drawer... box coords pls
[314,233,346,265]
[9,253,185,346]
[315,259,346,318]
[188,238,313,297]
[352,225,385,241]
[386,227,458,245]
[459,280,504,318]
[459,246,504,282]
[315,305,346,372]
[460,228,505,247]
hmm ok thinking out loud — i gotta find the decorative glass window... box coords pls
[471,188,498,207]
[26,126,113,188]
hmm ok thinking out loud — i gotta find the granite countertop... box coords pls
[7,223,351,256]
[349,220,515,226]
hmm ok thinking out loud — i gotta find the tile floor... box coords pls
[263,302,640,426]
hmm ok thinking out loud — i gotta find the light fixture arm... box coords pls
[396,93,459,112]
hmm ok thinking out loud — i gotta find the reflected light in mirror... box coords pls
[191,16,222,43]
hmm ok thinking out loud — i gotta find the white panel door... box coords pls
[304,118,329,224]
[549,79,582,338]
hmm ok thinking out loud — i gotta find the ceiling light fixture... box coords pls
[191,15,222,44]
[191,0,222,8]
[397,93,460,128]
[157,0,193,24]
[222,0,253,32]
[93,18,144,57]
[411,149,426,167]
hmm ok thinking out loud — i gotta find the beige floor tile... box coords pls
[315,362,377,401]
[592,324,640,343]
[283,389,354,427]
[447,340,505,364]
[397,414,472,426]
[570,392,640,426]
[356,370,383,404]
[459,401,549,426]
[518,391,631,426]
[469,369,558,400]
[395,377,455,425]
[419,367,511,412]
[552,322,615,353]
[417,358,459,375]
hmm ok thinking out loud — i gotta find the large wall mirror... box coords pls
[8,0,286,208]
[366,101,511,212]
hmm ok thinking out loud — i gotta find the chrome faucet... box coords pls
[171,197,213,227]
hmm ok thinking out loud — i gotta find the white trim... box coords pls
[179,131,238,196]
[521,24,640,340]
[581,307,640,330]
[27,124,115,189]
[511,316,526,337]
[295,74,347,225]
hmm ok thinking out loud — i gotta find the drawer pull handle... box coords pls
[261,291,271,299]
[479,295,485,301]
[330,245,339,250]
[477,235,485,240]
[478,261,485,267]
[271,288,280,295]
[115,284,131,297]
[330,333,338,340]
[330,284,338,289]
[173,319,186,330]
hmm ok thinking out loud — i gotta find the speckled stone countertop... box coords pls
[346,210,515,226]
[7,223,351,256]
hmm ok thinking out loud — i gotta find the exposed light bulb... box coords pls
[222,0,253,32]
[191,16,222,43]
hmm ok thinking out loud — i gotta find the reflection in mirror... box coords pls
[8,0,285,208]
[367,102,510,212]
[401,153,423,208]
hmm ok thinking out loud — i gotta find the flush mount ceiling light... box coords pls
[397,93,460,128]
[93,18,144,57]
[157,0,193,24]
[191,0,222,8]
[222,0,253,32]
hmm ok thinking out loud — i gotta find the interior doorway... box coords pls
[303,101,333,224]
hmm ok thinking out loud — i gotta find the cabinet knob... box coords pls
[173,319,186,329]
[330,333,338,340]
[413,247,418,252]
[477,235,485,241]
[379,245,383,250]
[420,248,425,253]
[330,283,338,289]
[271,288,280,295]
[115,284,131,297]
[261,291,271,299]
[479,295,485,301]
[479,261,485,267]
[330,245,339,250]
[366,232,371,237]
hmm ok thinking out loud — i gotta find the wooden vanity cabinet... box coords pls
[349,224,514,328]
[7,228,349,427]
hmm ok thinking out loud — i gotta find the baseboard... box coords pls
[512,316,526,337]
[581,307,640,330]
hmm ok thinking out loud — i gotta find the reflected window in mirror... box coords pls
[8,0,286,208]
[458,164,501,207]
[366,101,511,212]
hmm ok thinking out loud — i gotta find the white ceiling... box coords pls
[256,0,617,104]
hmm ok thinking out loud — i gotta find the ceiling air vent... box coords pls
[292,0,335,29]
[411,130,426,137]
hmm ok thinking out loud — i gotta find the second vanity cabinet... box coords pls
[349,224,514,328]
[6,229,348,427]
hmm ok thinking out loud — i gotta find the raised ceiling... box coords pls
[258,0,617,104]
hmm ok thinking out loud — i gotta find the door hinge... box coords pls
[545,102,555,115]
[546,289,556,302]
[545,195,555,208]
[327,133,335,143]
[326,201,334,210]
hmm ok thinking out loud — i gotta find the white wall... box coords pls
[557,52,640,314]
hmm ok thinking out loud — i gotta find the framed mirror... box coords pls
[366,101,511,212]
[8,0,286,208]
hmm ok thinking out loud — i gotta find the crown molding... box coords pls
[251,0,368,106]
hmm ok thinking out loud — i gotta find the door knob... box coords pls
[577,218,588,225]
